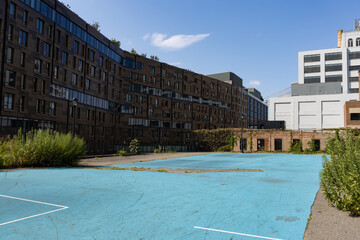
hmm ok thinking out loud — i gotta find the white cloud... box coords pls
[142,33,150,41]
[249,80,261,86]
[148,33,210,51]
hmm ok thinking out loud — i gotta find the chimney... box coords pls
[337,30,343,48]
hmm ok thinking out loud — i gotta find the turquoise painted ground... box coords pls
[0,153,323,240]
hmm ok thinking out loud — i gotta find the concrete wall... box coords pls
[233,129,332,152]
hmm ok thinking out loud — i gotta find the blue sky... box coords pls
[61,0,360,99]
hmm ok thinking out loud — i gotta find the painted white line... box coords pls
[194,226,284,240]
[0,194,69,226]
[229,157,269,168]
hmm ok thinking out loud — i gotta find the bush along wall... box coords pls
[0,129,86,168]
[194,129,236,152]
[320,129,360,216]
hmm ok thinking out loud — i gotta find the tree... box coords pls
[91,22,100,32]
[110,38,120,47]
[150,55,159,61]
[130,48,138,55]
[140,53,147,57]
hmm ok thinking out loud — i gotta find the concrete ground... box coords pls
[80,152,360,240]
[303,190,360,240]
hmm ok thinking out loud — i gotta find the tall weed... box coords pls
[320,130,360,216]
[0,129,86,168]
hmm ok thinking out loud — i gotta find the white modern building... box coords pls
[269,20,360,130]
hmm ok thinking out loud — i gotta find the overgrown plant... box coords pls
[117,149,128,156]
[129,138,140,154]
[320,130,360,216]
[0,129,86,168]
[249,131,253,152]
[194,129,234,152]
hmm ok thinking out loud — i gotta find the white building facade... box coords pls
[269,21,360,130]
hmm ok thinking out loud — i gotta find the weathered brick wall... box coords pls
[234,129,333,152]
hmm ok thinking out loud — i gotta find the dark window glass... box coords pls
[74,40,79,53]
[23,10,28,25]
[19,30,28,46]
[62,52,68,65]
[325,63,342,72]
[349,88,359,93]
[349,51,360,59]
[8,24,13,41]
[4,93,14,109]
[5,70,15,87]
[304,54,320,63]
[43,42,50,57]
[325,75,342,82]
[304,76,320,84]
[349,77,359,82]
[304,65,320,73]
[325,52,342,61]
[137,62,142,70]
[349,65,360,71]
[123,58,135,69]
[10,3,16,19]
[350,113,360,121]
[275,139,282,151]
[7,47,13,63]
[257,139,265,151]
[36,19,44,34]
[56,30,61,43]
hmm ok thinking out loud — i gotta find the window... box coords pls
[56,30,61,43]
[137,62,142,70]
[274,139,282,151]
[47,25,52,39]
[74,40,79,53]
[54,66,59,79]
[20,75,26,90]
[304,54,320,63]
[41,80,46,94]
[62,52,68,65]
[304,65,320,73]
[43,42,50,57]
[149,109,154,116]
[90,66,95,77]
[325,63,342,72]
[5,70,15,87]
[19,30,28,46]
[348,38,353,47]
[325,52,342,61]
[7,47,13,63]
[20,52,25,67]
[63,69,67,82]
[85,79,90,90]
[72,73,77,86]
[257,139,265,151]
[357,38,360,47]
[36,19,44,34]
[90,50,94,61]
[10,3,16,19]
[4,93,14,110]
[150,66,155,74]
[41,100,46,114]
[49,102,56,116]
[34,58,42,73]
[19,96,25,112]
[33,78,38,92]
[126,94,132,102]
[350,113,360,121]
[35,37,40,52]
[349,51,360,59]
[100,56,103,66]
[78,59,83,72]
[35,99,40,113]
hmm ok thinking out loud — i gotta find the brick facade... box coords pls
[0,0,249,154]
[233,129,332,152]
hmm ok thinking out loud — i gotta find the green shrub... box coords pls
[0,129,86,168]
[154,148,161,153]
[320,130,360,216]
[290,141,302,153]
[129,138,140,154]
[217,145,232,152]
[118,149,128,156]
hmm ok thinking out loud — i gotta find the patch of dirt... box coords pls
[96,167,263,173]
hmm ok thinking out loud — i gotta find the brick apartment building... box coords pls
[0,0,249,154]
